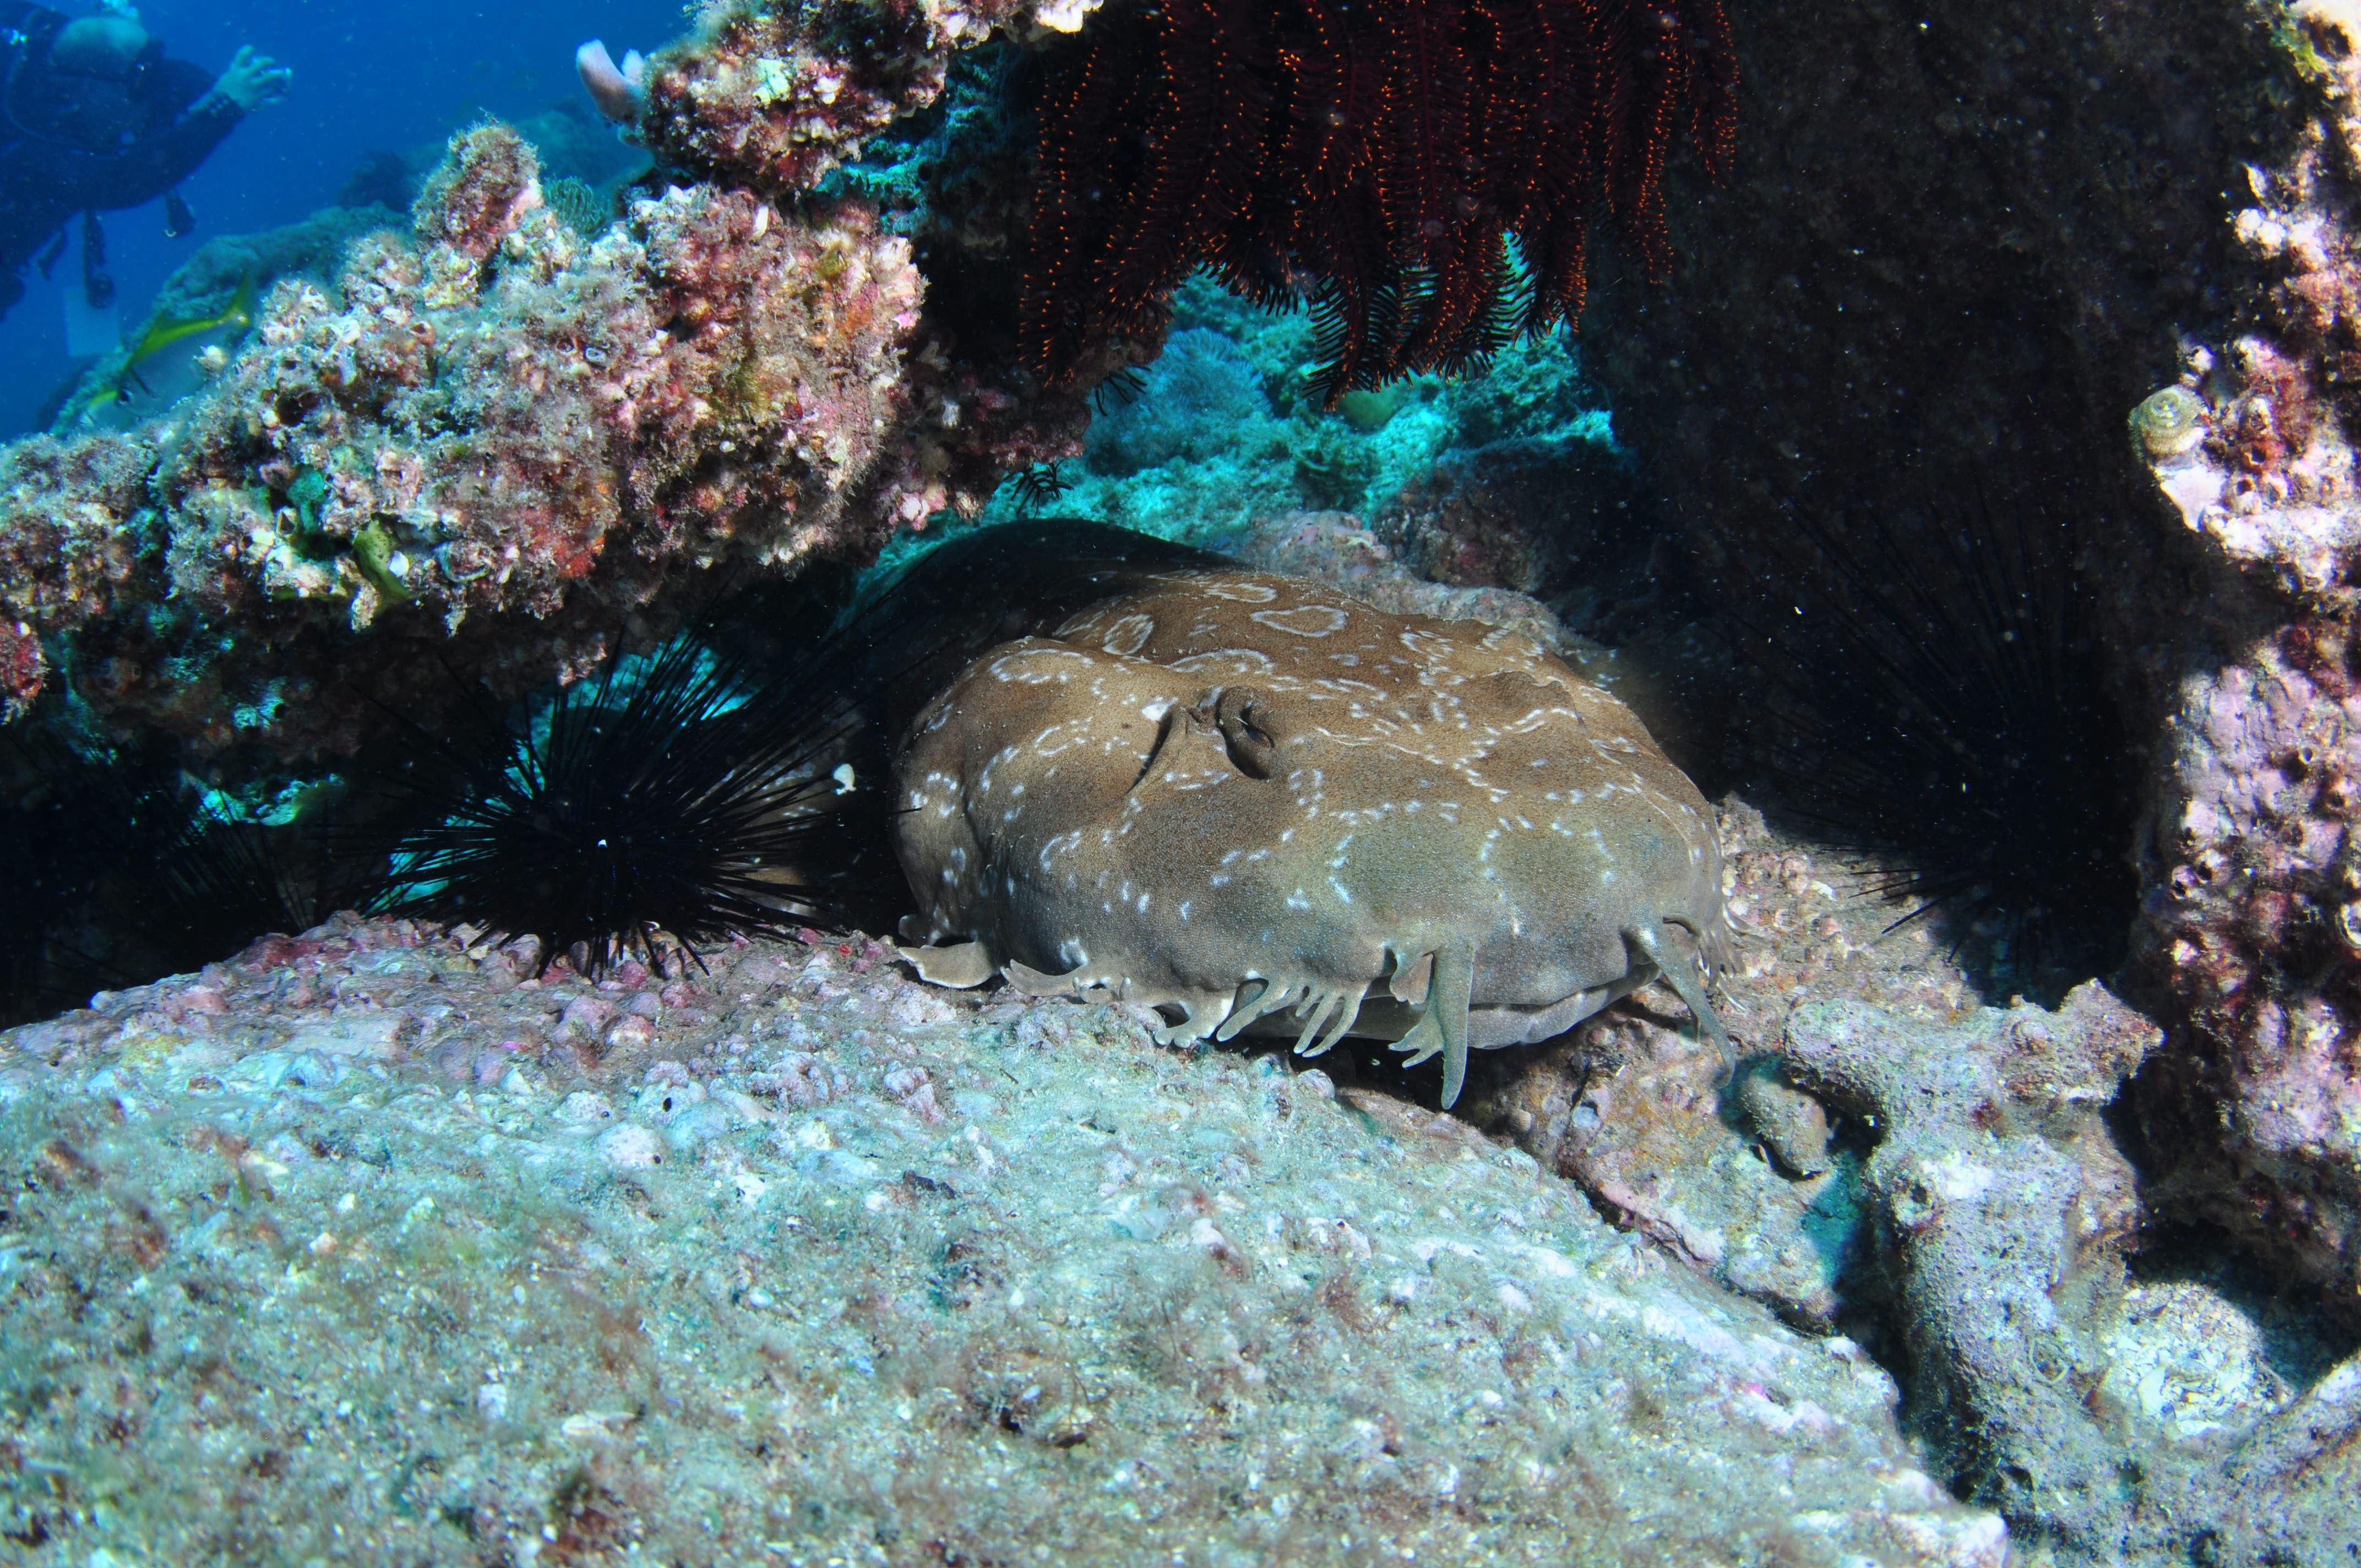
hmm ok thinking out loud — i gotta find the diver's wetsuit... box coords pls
[0,2,241,320]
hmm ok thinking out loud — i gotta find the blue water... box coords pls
[0,0,683,436]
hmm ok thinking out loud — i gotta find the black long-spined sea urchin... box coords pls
[367,619,881,975]
[1701,464,2138,988]
[352,522,1318,975]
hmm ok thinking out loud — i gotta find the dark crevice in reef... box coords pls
[820,42,1043,380]
[2123,1217,2361,1387]
[0,731,351,1028]
[1674,377,2151,1009]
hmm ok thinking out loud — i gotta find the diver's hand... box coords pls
[209,46,291,111]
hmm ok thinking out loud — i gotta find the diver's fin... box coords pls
[1634,922,1735,1082]
[1390,940,1475,1108]
[896,940,997,988]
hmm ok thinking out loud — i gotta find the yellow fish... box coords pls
[69,273,255,418]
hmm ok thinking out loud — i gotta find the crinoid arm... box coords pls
[1022,0,1738,396]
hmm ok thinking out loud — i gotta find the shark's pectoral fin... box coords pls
[1389,939,1476,1108]
[897,939,998,988]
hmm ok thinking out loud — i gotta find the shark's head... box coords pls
[894,566,1729,1106]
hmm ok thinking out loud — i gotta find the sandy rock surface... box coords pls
[0,917,2003,1567]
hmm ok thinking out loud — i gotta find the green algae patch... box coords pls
[351,518,414,603]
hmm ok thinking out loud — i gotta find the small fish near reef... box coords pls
[66,273,255,421]
[888,524,1733,1107]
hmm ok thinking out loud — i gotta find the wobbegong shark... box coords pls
[882,523,1733,1108]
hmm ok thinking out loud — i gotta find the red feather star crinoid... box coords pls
[1022,0,1737,404]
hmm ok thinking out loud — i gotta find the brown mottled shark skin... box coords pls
[889,539,1732,1107]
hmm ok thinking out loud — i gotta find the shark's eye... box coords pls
[1212,686,1279,779]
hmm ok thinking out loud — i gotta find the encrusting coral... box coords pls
[0,0,1143,763]
[638,0,1098,197]
[634,2,1110,542]
[0,433,157,723]
[1022,0,1737,401]
[2108,0,2361,1313]
[0,122,935,760]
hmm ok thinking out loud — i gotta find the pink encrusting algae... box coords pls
[0,2,1121,763]
[0,121,1027,760]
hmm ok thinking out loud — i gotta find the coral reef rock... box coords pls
[1466,805,2361,1562]
[640,0,1101,198]
[0,917,2003,1566]
[1569,0,2361,1311]
[1,124,936,760]
[1468,804,2045,1339]
[1768,989,2359,1562]
[1,0,1128,764]
[2122,0,2361,1312]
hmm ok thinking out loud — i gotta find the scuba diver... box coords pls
[0,4,289,324]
